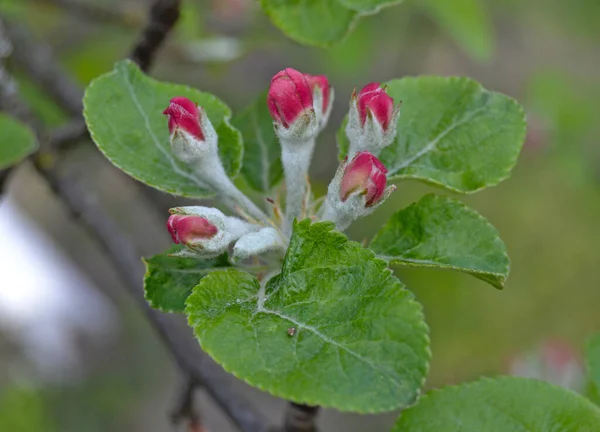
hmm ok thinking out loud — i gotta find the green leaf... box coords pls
[231,93,283,193]
[143,247,230,313]
[83,60,243,198]
[259,0,404,47]
[0,113,38,170]
[338,76,526,193]
[392,376,600,431]
[370,194,509,289]
[420,0,494,61]
[586,334,600,393]
[339,0,404,13]
[185,220,430,412]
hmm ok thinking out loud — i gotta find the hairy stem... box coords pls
[281,138,315,235]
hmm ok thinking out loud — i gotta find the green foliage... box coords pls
[83,60,243,198]
[420,0,494,61]
[586,334,600,396]
[371,194,509,289]
[232,93,284,193]
[143,247,231,313]
[392,376,600,431]
[0,388,55,432]
[0,113,38,170]
[259,0,404,47]
[185,220,430,412]
[338,76,526,193]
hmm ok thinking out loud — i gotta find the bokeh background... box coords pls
[1,0,599,430]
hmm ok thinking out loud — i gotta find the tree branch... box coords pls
[0,6,272,431]
[171,376,201,428]
[281,403,320,432]
[130,0,182,72]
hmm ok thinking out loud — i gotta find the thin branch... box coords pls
[130,0,182,72]
[171,376,201,428]
[281,403,320,432]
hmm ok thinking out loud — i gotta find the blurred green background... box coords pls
[1,0,599,430]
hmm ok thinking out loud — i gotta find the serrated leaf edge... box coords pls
[185,222,431,413]
[385,76,527,194]
[371,194,510,290]
[83,59,243,198]
[392,375,600,431]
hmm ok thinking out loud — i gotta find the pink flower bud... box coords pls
[304,74,331,113]
[163,97,204,141]
[267,68,314,128]
[340,152,388,207]
[167,214,218,245]
[356,82,395,131]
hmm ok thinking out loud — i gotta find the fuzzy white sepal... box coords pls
[345,103,400,157]
[232,227,285,262]
[169,206,259,257]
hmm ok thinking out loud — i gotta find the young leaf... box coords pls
[586,334,600,394]
[259,0,403,47]
[392,376,600,431]
[143,247,230,313]
[83,60,243,198]
[338,76,526,193]
[231,93,284,193]
[370,194,509,289]
[0,114,38,170]
[420,0,494,61]
[185,220,430,412]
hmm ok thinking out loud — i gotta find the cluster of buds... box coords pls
[161,67,401,260]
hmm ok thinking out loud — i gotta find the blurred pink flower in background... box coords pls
[509,339,585,391]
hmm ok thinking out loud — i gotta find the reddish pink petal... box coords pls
[340,152,388,206]
[166,215,218,245]
[267,68,313,128]
[163,97,204,140]
[305,74,331,112]
[366,92,395,131]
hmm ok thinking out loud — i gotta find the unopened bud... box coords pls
[163,97,218,163]
[167,206,258,257]
[305,73,334,131]
[321,152,395,231]
[339,151,388,207]
[167,215,218,246]
[346,83,400,157]
[267,68,318,141]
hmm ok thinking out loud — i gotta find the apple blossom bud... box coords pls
[346,83,401,157]
[357,83,394,131]
[163,96,218,164]
[167,206,258,257]
[167,215,218,245]
[267,68,318,141]
[339,151,388,208]
[163,96,204,140]
[321,152,396,232]
[305,73,334,131]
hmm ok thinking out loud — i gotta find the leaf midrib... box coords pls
[121,68,207,190]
